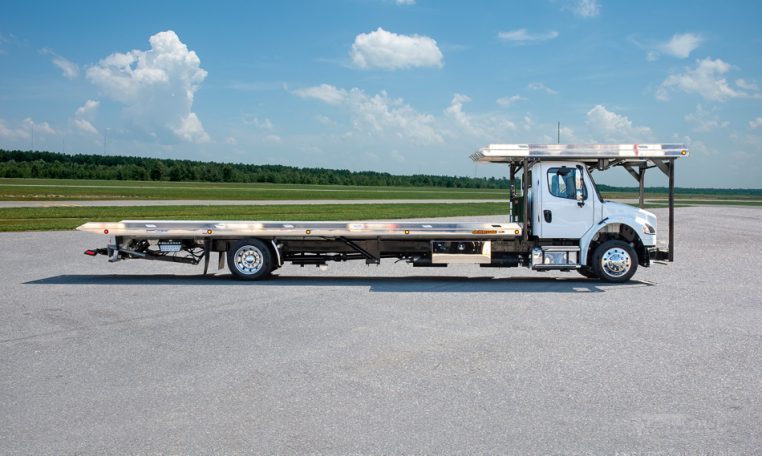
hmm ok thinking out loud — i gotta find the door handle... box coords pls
[543,210,552,223]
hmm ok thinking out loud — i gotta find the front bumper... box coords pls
[648,247,670,262]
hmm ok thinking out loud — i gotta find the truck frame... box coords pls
[79,144,688,282]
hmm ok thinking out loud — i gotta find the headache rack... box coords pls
[472,144,689,261]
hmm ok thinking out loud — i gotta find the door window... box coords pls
[547,167,587,200]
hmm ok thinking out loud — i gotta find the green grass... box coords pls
[0,203,508,232]
[0,178,509,201]
[3,178,760,203]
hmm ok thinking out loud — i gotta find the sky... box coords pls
[1,0,761,188]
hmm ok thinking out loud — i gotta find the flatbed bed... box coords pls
[77,220,523,240]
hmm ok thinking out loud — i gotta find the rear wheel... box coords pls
[227,238,273,280]
[592,240,638,283]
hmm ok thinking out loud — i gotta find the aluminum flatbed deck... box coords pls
[77,220,523,240]
[471,143,688,164]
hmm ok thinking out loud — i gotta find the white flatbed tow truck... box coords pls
[78,144,688,282]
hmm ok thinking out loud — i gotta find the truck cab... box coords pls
[525,160,659,281]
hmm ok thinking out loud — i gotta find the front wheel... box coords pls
[591,240,638,283]
[227,238,273,280]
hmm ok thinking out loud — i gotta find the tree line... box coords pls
[0,149,511,189]
[1,149,760,195]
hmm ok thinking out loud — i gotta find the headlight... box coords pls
[643,223,656,235]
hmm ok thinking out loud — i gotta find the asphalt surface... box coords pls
[1,206,760,454]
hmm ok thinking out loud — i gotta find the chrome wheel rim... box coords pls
[601,247,631,278]
[234,245,263,275]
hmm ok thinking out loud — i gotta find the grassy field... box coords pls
[0,178,509,201]
[3,178,761,202]
[0,203,508,232]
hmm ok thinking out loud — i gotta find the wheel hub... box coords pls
[235,247,263,274]
[601,247,631,277]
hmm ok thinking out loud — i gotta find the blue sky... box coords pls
[1,0,761,187]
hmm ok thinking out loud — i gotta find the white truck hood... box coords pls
[602,201,657,231]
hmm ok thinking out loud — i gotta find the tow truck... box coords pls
[78,144,687,282]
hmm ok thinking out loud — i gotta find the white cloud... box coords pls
[41,49,80,79]
[0,117,55,141]
[634,33,702,61]
[293,84,347,104]
[563,0,600,17]
[749,117,762,129]
[528,82,557,95]
[242,115,274,130]
[736,79,759,91]
[558,126,581,142]
[86,30,209,143]
[316,115,338,126]
[23,117,55,135]
[294,84,443,145]
[52,56,79,79]
[657,58,760,102]
[0,119,29,140]
[496,95,525,107]
[74,117,98,135]
[389,150,406,162]
[172,113,209,143]
[350,28,443,70]
[73,99,99,134]
[659,33,702,59]
[395,0,415,4]
[498,29,559,44]
[445,94,479,135]
[684,105,729,132]
[586,105,653,142]
[444,93,516,138]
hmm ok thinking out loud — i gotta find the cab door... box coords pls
[537,162,595,239]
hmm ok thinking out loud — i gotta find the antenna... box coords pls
[557,121,560,144]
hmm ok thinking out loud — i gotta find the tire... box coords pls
[227,238,273,281]
[577,267,599,279]
[592,240,638,283]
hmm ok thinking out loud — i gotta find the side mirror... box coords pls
[575,165,585,207]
